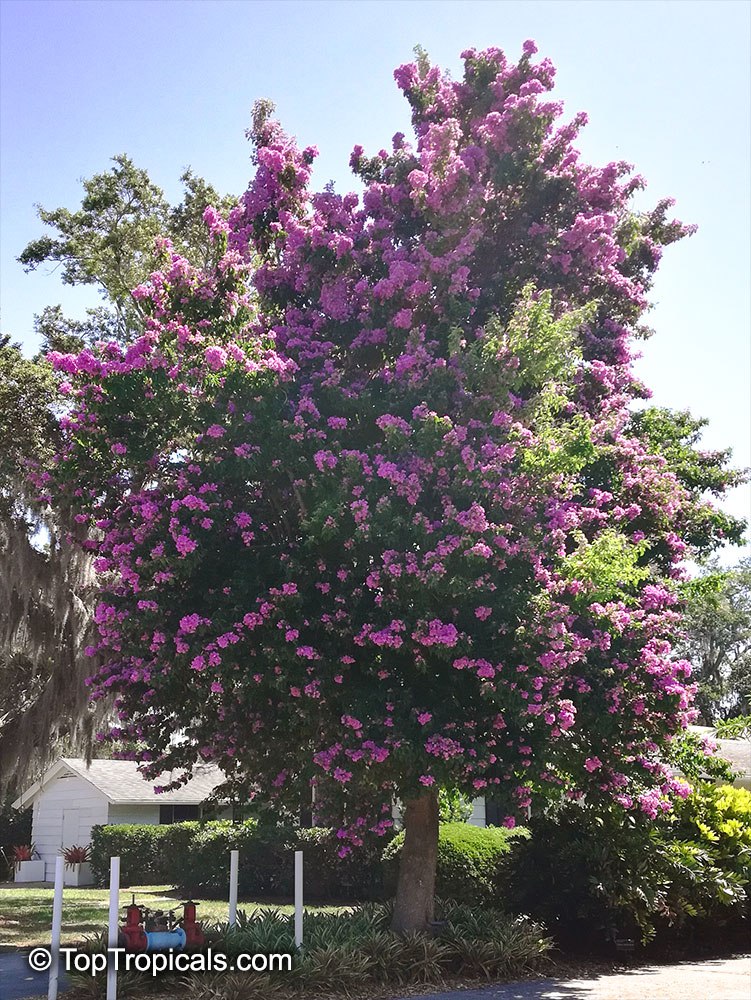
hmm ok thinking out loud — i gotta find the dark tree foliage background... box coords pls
[680,559,751,723]
[0,160,232,795]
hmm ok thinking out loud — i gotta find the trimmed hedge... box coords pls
[91,823,173,886]
[382,822,527,904]
[91,793,751,949]
[91,821,387,899]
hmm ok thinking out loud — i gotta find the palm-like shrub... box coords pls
[201,902,549,992]
[61,843,91,866]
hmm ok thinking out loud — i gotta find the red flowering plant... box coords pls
[12,844,36,865]
[61,844,92,867]
[41,44,745,932]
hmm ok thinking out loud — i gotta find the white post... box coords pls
[228,850,239,928]
[47,855,65,1000]
[294,850,303,950]
[106,856,120,1000]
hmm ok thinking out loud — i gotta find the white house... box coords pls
[13,734,749,883]
[11,758,226,882]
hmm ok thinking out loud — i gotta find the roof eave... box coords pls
[60,758,116,804]
[12,759,73,811]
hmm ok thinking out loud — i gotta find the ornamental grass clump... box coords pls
[439,902,552,978]
[44,39,745,933]
[71,903,550,997]
[197,902,550,993]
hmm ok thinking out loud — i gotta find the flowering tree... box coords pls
[42,43,744,932]
[0,161,234,795]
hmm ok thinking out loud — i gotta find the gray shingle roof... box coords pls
[715,739,751,781]
[60,758,226,804]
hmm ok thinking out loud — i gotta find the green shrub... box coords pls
[90,824,172,886]
[382,822,527,904]
[507,783,751,946]
[159,819,202,884]
[180,820,269,894]
[0,800,32,879]
[177,823,384,899]
[677,783,751,852]
[669,783,751,919]
[90,820,385,899]
[294,828,386,900]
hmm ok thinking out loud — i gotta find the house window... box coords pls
[485,798,532,826]
[159,804,201,824]
[484,799,503,827]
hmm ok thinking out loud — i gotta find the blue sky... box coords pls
[1,0,749,549]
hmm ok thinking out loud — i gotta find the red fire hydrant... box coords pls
[120,895,148,951]
[181,900,205,948]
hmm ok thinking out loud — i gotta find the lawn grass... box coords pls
[0,883,347,948]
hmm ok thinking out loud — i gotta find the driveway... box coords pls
[0,950,69,1000]
[399,957,751,1000]
[0,953,748,999]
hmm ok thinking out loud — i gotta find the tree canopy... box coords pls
[0,161,232,793]
[37,42,745,931]
[18,154,235,343]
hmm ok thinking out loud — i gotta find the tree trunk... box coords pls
[391,789,439,934]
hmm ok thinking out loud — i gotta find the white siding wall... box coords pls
[468,797,486,827]
[107,804,231,823]
[32,775,109,880]
[108,804,161,825]
[391,797,487,828]
[29,775,232,880]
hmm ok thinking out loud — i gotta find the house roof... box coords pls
[688,726,751,782]
[12,757,226,811]
[714,738,751,782]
